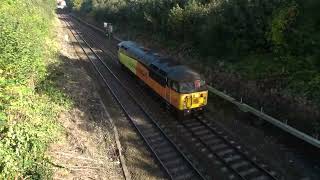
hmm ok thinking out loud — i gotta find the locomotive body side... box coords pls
[117,41,208,117]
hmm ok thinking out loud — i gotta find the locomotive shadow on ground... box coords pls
[85,58,168,179]
[54,10,174,178]
[46,53,167,179]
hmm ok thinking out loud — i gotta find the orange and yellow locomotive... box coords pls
[118,41,208,118]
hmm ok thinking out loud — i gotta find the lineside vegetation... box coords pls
[0,0,71,178]
[67,0,320,106]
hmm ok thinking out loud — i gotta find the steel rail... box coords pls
[61,18,132,179]
[181,120,248,180]
[208,86,320,149]
[63,16,206,180]
[63,18,175,179]
[194,115,278,180]
[70,13,320,149]
[67,15,280,179]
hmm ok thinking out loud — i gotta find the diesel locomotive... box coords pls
[117,41,208,118]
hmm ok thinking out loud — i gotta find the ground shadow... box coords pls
[37,49,167,179]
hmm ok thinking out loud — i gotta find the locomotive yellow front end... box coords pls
[180,90,208,111]
[176,80,208,116]
[167,77,208,118]
[117,41,208,119]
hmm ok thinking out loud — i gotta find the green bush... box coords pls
[69,0,320,104]
[0,0,70,178]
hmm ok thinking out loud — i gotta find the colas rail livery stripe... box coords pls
[118,45,208,112]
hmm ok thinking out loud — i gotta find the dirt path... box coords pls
[47,17,124,180]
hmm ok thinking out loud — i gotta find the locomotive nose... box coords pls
[184,96,193,108]
[194,92,207,106]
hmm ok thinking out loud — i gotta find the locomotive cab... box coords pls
[117,41,208,119]
[176,80,208,116]
[166,66,208,117]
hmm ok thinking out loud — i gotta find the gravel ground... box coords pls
[48,17,124,179]
[77,14,320,180]
[81,34,168,180]
[103,103,167,180]
[57,14,167,180]
[206,96,320,180]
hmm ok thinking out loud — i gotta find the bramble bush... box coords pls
[0,0,70,178]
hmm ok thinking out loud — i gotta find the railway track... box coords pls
[60,15,206,180]
[184,115,278,179]
[68,14,320,157]
[64,14,282,180]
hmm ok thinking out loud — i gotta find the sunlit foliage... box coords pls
[68,0,320,103]
[0,0,70,178]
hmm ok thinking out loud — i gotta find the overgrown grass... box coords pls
[0,0,71,178]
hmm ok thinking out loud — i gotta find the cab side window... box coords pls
[171,81,179,92]
[149,64,167,86]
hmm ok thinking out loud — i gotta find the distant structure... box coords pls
[57,0,67,9]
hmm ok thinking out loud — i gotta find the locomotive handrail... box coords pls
[70,13,320,149]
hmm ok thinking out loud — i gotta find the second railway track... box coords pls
[61,15,207,180]
[62,14,283,180]
[181,115,279,179]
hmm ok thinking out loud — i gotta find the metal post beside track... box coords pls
[208,86,320,149]
[70,13,320,149]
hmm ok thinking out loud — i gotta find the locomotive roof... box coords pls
[118,41,201,82]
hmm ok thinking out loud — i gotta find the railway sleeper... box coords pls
[205,138,221,145]
[165,158,184,167]
[71,18,280,180]
[236,163,254,172]
[139,123,154,129]
[174,171,197,180]
[142,128,160,135]
[175,127,189,135]
[251,175,271,180]
[231,161,250,169]
[212,147,231,156]
[194,129,211,136]
[228,174,236,180]
[157,147,175,154]
[243,170,268,180]
[148,136,165,144]
[185,121,202,127]
[158,152,179,161]
[224,155,242,163]
[168,164,190,174]
[210,143,228,151]
[190,125,206,132]
[217,149,234,157]
[153,141,170,149]
[239,167,259,177]
[201,133,217,140]
[145,132,162,140]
